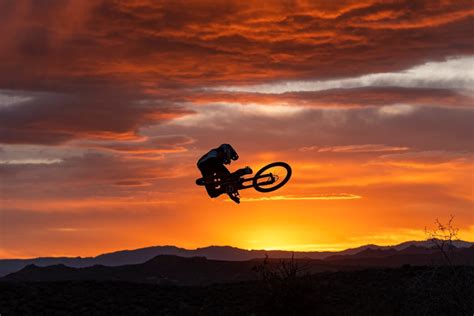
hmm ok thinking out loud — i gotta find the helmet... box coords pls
[219,144,238,164]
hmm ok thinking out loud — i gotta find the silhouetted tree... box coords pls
[404,215,474,315]
[425,215,459,266]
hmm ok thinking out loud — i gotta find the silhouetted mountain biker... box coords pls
[197,144,252,204]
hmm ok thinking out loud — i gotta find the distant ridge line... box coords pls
[2,246,474,285]
[0,239,472,277]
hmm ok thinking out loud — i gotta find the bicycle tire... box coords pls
[253,162,292,193]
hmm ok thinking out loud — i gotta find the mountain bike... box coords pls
[195,162,292,193]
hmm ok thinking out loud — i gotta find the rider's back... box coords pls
[197,148,220,166]
[197,144,237,167]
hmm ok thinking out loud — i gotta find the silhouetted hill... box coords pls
[324,245,474,267]
[326,247,399,260]
[325,245,434,261]
[331,239,473,256]
[94,245,334,264]
[0,255,339,285]
[3,247,473,284]
[1,240,472,277]
[393,239,472,250]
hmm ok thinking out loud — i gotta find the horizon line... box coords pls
[2,238,472,260]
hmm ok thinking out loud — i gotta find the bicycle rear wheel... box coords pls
[253,162,292,193]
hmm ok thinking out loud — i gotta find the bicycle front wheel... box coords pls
[253,162,292,193]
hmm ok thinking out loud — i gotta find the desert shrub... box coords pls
[253,254,315,315]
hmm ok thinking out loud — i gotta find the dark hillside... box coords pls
[1,240,471,277]
[1,266,472,315]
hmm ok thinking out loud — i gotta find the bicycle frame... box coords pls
[202,172,276,190]
[238,173,275,190]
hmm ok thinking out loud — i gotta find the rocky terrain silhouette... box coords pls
[1,244,472,284]
[1,241,473,315]
[1,239,472,277]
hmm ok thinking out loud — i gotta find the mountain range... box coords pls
[0,239,472,279]
[2,245,473,285]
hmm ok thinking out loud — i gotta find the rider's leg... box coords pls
[232,166,253,177]
[198,160,240,202]
[205,184,222,198]
[212,164,242,203]
[214,163,231,177]
[214,164,236,197]
[221,171,242,204]
[200,160,230,198]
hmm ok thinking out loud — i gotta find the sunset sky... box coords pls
[0,0,473,258]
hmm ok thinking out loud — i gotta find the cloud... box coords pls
[186,87,474,109]
[300,144,410,153]
[378,104,416,116]
[376,150,473,165]
[0,91,192,145]
[161,103,473,153]
[213,56,474,93]
[1,0,472,148]
[231,194,362,202]
[79,135,194,154]
[0,152,190,201]
[3,197,176,213]
[0,158,62,165]
[346,5,474,30]
[172,102,304,128]
[0,90,33,107]
[1,0,473,91]
[114,180,151,187]
[48,227,82,233]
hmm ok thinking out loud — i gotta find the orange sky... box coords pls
[0,0,473,259]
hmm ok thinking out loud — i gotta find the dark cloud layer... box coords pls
[0,151,186,201]
[0,91,192,144]
[1,0,472,145]
[155,105,474,153]
[186,87,473,108]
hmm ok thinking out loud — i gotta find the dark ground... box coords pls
[1,266,473,315]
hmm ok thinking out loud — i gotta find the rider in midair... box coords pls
[197,144,252,204]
